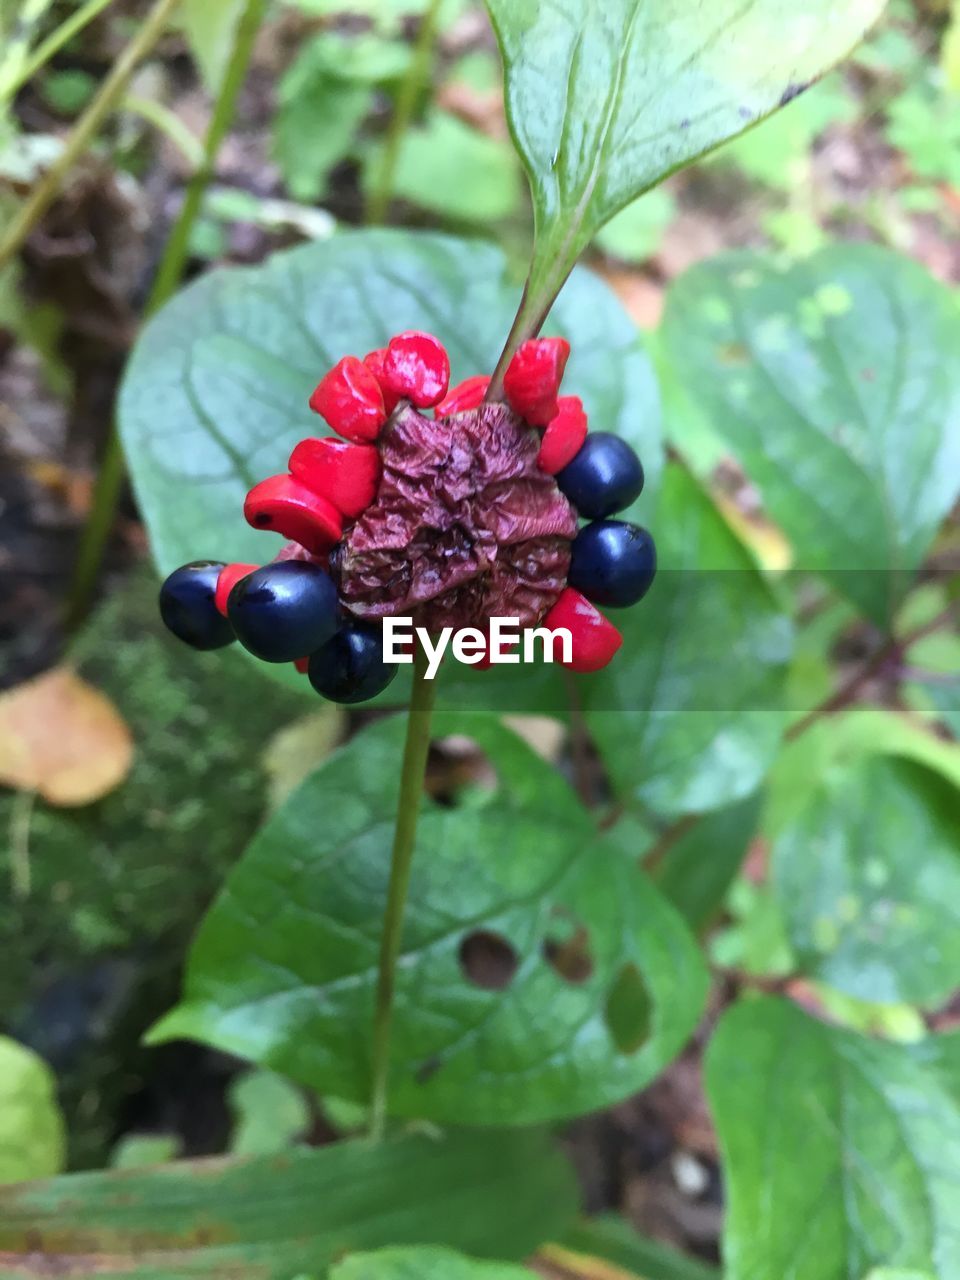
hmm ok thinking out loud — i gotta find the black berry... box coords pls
[556,432,644,519]
[308,621,398,704]
[228,561,338,663]
[568,521,656,608]
[159,561,234,650]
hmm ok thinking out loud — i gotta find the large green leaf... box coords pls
[0,1128,575,1278]
[0,1038,64,1186]
[483,0,886,315]
[771,755,960,1009]
[331,1247,534,1280]
[118,228,660,579]
[149,715,707,1124]
[585,465,793,819]
[661,244,960,625]
[707,997,960,1280]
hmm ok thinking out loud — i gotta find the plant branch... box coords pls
[5,0,115,99]
[0,0,181,270]
[368,645,437,1141]
[365,0,443,226]
[64,0,266,629]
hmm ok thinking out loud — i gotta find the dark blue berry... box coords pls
[159,561,234,650]
[308,621,398,704]
[228,561,338,663]
[556,432,644,519]
[568,521,656,608]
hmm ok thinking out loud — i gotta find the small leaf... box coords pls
[228,1069,310,1156]
[771,755,960,1009]
[661,244,960,625]
[484,0,885,310]
[594,188,676,264]
[372,110,521,224]
[331,1247,535,1280]
[150,715,707,1123]
[275,48,373,202]
[0,1037,65,1185]
[0,1128,576,1275]
[707,997,960,1280]
[262,706,345,810]
[0,668,133,806]
[179,0,246,96]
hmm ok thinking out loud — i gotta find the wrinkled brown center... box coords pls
[332,402,578,632]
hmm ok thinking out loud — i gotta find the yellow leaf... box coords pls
[0,668,133,806]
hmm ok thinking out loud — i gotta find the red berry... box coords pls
[362,348,401,413]
[383,331,450,408]
[503,337,570,426]
[543,587,622,673]
[214,562,257,617]
[293,656,311,674]
[244,474,343,555]
[435,375,490,417]
[289,437,381,519]
[538,396,588,474]
[310,356,387,443]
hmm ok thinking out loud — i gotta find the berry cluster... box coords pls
[159,330,656,701]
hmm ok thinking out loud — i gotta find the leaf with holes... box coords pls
[119,228,659,581]
[483,0,885,317]
[661,244,960,625]
[770,755,960,1009]
[149,715,707,1124]
[707,997,960,1280]
[584,464,793,820]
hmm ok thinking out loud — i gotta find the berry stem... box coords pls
[365,0,444,226]
[485,254,575,402]
[64,0,266,630]
[368,642,437,1141]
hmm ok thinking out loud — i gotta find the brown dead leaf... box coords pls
[436,81,509,140]
[0,667,133,806]
[593,265,665,330]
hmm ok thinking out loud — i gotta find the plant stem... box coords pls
[365,0,443,226]
[485,249,575,400]
[0,0,56,102]
[368,644,438,1141]
[64,0,266,630]
[0,0,182,270]
[6,0,115,99]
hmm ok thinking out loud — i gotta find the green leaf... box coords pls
[484,0,886,313]
[149,715,706,1124]
[0,1128,576,1277]
[585,465,793,819]
[771,755,960,1009]
[331,1246,534,1280]
[371,110,521,224]
[118,226,661,589]
[652,792,762,931]
[707,997,960,1280]
[0,1037,64,1185]
[228,1069,310,1156]
[275,44,373,201]
[558,1215,719,1280]
[179,0,246,95]
[661,244,960,625]
[109,1134,180,1169]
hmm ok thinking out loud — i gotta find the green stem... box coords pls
[485,248,576,401]
[0,0,182,270]
[5,0,115,99]
[365,0,443,225]
[0,0,56,101]
[64,0,266,629]
[368,645,438,1141]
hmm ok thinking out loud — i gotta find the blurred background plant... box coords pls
[1,1,958,1277]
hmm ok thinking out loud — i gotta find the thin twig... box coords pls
[4,0,115,99]
[0,0,182,270]
[365,0,444,226]
[64,0,266,629]
[368,645,437,1141]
